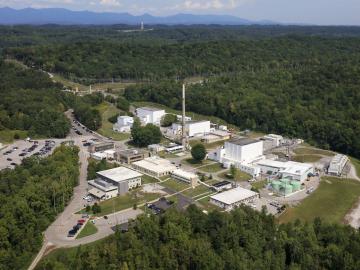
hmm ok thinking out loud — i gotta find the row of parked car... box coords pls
[68,218,87,237]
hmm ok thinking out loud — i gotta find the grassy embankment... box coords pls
[278,177,360,224]
[76,221,98,239]
[292,147,335,163]
[95,102,130,141]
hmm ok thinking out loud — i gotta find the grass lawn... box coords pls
[199,163,224,173]
[158,151,179,159]
[181,184,211,198]
[251,180,268,190]
[293,147,334,157]
[197,195,222,212]
[142,175,159,184]
[95,102,130,141]
[278,177,360,224]
[0,130,28,143]
[350,157,360,179]
[86,191,161,216]
[76,221,98,239]
[182,158,212,167]
[160,178,190,192]
[292,154,323,163]
[218,170,252,182]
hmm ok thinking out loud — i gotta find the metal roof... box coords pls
[97,167,143,183]
[210,187,258,205]
[227,137,260,146]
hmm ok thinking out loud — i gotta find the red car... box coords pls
[77,219,86,224]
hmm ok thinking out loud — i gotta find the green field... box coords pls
[95,102,130,141]
[278,177,360,224]
[292,154,323,163]
[142,175,159,184]
[197,196,222,212]
[251,180,268,190]
[86,191,161,216]
[181,184,211,198]
[350,157,360,179]
[218,170,252,182]
[199,163,224,173]
[160,178,190,192]
[76,221,98,239]
[0,129,28,143]
[182,158,212,167]
[293,147,335,157]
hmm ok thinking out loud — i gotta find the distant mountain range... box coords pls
[0,7,277,25]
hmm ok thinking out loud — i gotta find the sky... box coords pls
[1,0,360,25]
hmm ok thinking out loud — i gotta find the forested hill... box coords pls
[7,36,360,82]
[0,145,80,269]
[38,205,360,270]
[0,60,70,139]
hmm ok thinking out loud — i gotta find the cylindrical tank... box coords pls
[271,181,281,192]
[291,181,301,192]
[284,184,293,195]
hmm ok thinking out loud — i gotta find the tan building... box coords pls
[132,157,177,177]
[115,149,149,164]
[89,142,114,153]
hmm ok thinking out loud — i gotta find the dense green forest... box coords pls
[37,205,360,270]
[0,60,70,139]
[6,37,360,82]
[124,61,360,158]
[0,145,79,270]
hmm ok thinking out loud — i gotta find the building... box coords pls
[88,178,118,200]
[262,134,283,151]
[171,169,199,187]
[115,149,149,164]
[223,138,264,164]
[201,130,231,143]
[113,116,134,133]
[165,144,184,153]
[328,154,349,176]
[88,167,143,198]
[148,144,165,153]
[171,120,211,137]
[211,180,233,192]
[210,187,259,211]
[89,142,114,153]
[136,107,166,126]
[256,159,314,182]
[132,156,177,177]
[176,114,192,122]
[90,152,107,160]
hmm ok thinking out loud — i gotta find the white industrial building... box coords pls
[328,154,349,176]
[132,156,177,177]
[136,107,165,126]
[262,134,283,151]
[88,167,143,199]
[210,138,264,177]
[170,120,211,137]
[90,150,116,160]
[171,169,199,187]
[176,114,192,122]
[210,187,259,211]
[256,159,314,182]
[113,116,134,133]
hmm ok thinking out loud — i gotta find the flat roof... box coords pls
[213,180,232,188]
[117,149,147,157]
[172,169,198,180]
[88,179,117,192]
[210,187,258,205]
[280,161,313,175]
[227,137,260,146]
[256,159,287,169]
[137,107,164,112]
[133,157,176,173]
[97,167,143,183]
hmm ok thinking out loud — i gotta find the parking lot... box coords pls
[0,139,61,170]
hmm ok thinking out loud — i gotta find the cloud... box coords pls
[99,0,121,6]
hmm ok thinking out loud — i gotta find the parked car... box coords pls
[7,158,12,161]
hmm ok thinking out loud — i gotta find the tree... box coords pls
[92,203,101,214]
[131,119,162,147]
[161,114,177,127]
[230,164,238,180]
[191,144,206,162]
